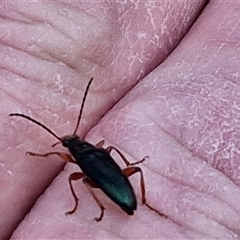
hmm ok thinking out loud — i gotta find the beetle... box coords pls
[9,77,166,221]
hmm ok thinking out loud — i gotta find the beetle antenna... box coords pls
[9,113,62,141]
[73,77,93,135]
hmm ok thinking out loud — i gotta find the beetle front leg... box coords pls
[26,151,76,164]
[123,167,167,218]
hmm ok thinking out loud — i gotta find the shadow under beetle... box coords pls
[9,77,167,221]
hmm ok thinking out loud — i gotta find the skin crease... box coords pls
[1,0,240,239]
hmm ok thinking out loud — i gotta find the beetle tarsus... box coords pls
[95,208,105,222]
[128,155,148,166]
[65,208,76,216]
[144,202,167,218]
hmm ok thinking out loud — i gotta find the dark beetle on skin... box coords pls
[9,78,166,221]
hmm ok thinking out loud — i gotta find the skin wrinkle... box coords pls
[182,189,239,231]
[173,180,237,230]
[151,67,240,184]
[98,99,240,231]
[112,129,236,236]
[1,18,107,71]
[145,2,162,45]
[3,78,59,115]
[7,99,75,148]
[11,1,100,41]
[14,6,87,45]
[9,112,64,150]
[1,46,95,96]
[2,65,100,123]
[0,23,58,63]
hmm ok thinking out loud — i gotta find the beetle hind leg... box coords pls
[123,167,167,218]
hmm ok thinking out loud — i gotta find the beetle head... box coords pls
[61,134,80,148]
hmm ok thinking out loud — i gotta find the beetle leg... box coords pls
[105,146,147,166]
[95,139,105,148]
[123,167,167,218]
[66,172,85,215]
[82,177,106,222]
[26,151,76,164]
[95,141,146,166]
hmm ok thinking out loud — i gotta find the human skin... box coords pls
[1,1,240,239]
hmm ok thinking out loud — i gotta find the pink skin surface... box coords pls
[1,1,240,239]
